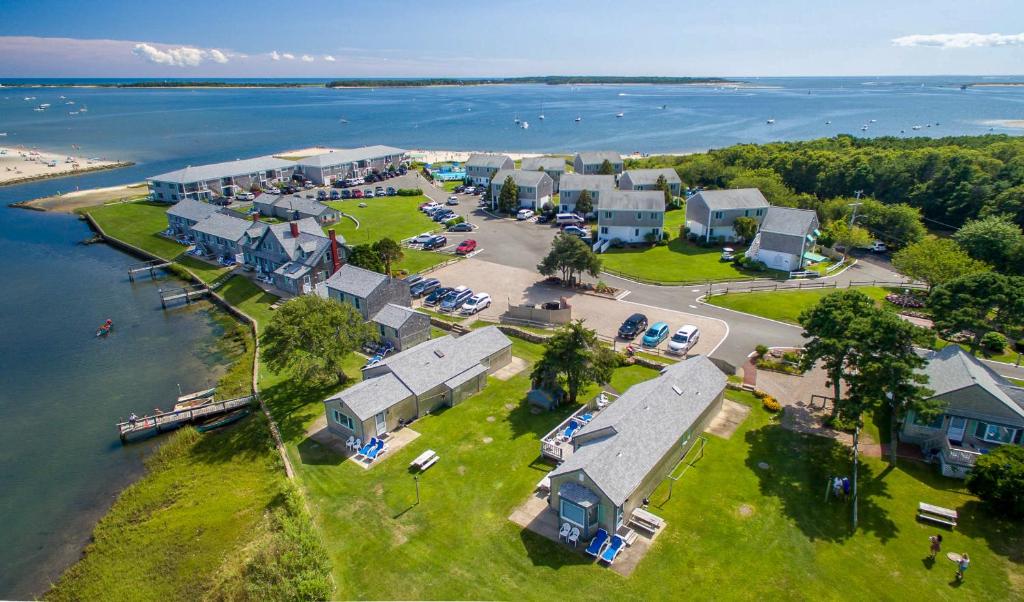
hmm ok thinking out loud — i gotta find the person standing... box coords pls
[928,534,942,559]
[956,553,970,581]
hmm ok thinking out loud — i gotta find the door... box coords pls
[947,416,967,444]
[374,411,388,437]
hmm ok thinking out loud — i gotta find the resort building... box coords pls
[520,156,566,192]
[596,190,665,244]
[323,263,412,320]
[490,169,555,211]
[297,145,408,185]
[165,198,222,236]
[466,153,515,185]
[547,356,726,540]
[148,155,297,203]
[744,206,820,272]
[191,212,263,260]
[371,303,432,352]
[253,194,340,224]
[573,151,624,176]
[684,188,770,243]
[558,174,616,214]
[323,326,513,440]
[903,345,1024,479]
[242,219,344,295]
[618,168,682,196]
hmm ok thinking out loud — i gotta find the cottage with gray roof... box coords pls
[573,151,624,175]
[685,188,770,242]
[547,356,726,539]
[323,263,411,320]
[744,206,819,272]
[253,193,340,224]
[489,169,555,211]
[902,345,1024,478]
[323,326,513,441]
[466,153,514,185]
[371,303,431,351]
[558,174,616,214]
[149,155,297,203]
[520,156,566,191]
[297,145,407,185]
[242,218,344,295]
[191,212,263,259]
[596,190,665,244]
[618,168,682,196]
[165,199,222,236]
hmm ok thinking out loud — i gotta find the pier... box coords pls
[127,259,171,282]
[159,283,210,308]
[117,395,254,442]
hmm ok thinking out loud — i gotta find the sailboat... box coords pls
[513,112,521,125]
[766,119,775,125]
[538,103,545,120]
[520,120,529,129]
[616,112,624,118]
[574,115,582,123]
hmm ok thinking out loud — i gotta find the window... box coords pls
[715,211,724,219]
[600,226,608,234]
[912,411,944,429]
[332,409,354,430]
[637,212,642,220]
[634,229,639,237]
[559,499,587,528]
[604,211,612,219]
[976,421,1018,444]
[756,208,764,216]
[353,297,361,309]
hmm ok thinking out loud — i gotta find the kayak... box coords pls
[176,387,216,404]
[96,318,113,337]
[196,408,250,433]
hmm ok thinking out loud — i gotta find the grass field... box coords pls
[706,287,890,324]
[218,275,280,331]
[86,201,187,260]
[325,196,439,245]
[601,238,756,283]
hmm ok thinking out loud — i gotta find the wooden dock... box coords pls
[127,259,171,282]
[159,283,210,308]
[117,395,254,442]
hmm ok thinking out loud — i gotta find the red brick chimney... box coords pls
[329,230,342,273]
[251,213,259,222]
[289,221,299,238]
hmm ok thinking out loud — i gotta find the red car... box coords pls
[353,189,364,198]
[456,239,477,255]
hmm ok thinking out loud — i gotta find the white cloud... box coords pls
[131,42,230,67]
[323,55,336,62]
[270,50,282,61]
[282,52,295,60]
[208,49,229,63]
[892,32,1024,49]
[301,54,315,62]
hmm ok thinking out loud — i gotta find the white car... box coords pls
[413,232,435,245]
[869,240,888,253]
[516,209,535,220]
[460,293,492,315]
[421,202,440,212]
[446,196,460,205]
[667,325,700,355]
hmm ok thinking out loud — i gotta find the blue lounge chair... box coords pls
[585,528,609,557]
[357,437,378,457]
[365,439,386,461]
[580,413,593,423]
[563,419,580,439]
[600,535,625,564]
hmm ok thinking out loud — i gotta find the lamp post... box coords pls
[414,475,420,505]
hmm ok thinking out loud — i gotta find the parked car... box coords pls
[460,293,491,315]
[424,286,453,306]
[536,213,554,224]
[517,209,535,220]
[440,287,473,312]
[642,322,671,347]
[432,211,456,222]
[303,181,315,189]
[329,189,341,200]
[446,196,460,205]
[618,313,649,339]
[386,187,397,196]
[363,189,375,198]
[404,274,424,287]
[869,240,888,253]
[410,278,441,298]
[556,213,585,225]
[720,247,735,261]
[456,239,477,255]
[353,189,364,198]
[341,189,352,199]
[448,222,474,232]
[454,185,466,193]
[317,190,328,200]
[236,192,255,201]
[421,201,440,212]
[463,186,476,194]
[667,325,701,355]
[422,235,448,250]
[413,232,436,245]
[561,225,590,238]
[375,186,385,196]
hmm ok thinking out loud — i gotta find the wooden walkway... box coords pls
[159,284,210,308]
[117,395,254,442]
[127,259,171,282]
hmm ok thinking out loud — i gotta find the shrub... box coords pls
[396,188,423,196]
[782,351,801,364]
[981,331,1008,353]
[445,215,465,226]
[752,389,768,399]
[595,280,613,294]
[966,445,1024,518]
[755,344,769,358]
[762,396,782,412]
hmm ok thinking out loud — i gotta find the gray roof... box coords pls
[327,372,412,421]
[324,264,389,299]
[261,218,331,261]
[466,153,513,169]
[372,303,420,330]
[920,345,1024,423]
[690,188,769,210]
[150,155,295,184]
[575,151,622,165]
[191,212,257,243]
[166,199,221,222]
[622,168,681,186]
[600,190,665,212]
[444,363,489,390]
[521,157,565,172]
[269,195,337,217]
[491,169,552,188]
[298,145,406,169]
[375,326,511,396]
[559,174,616,192]
[550,356,726,506]
[559,481,601,507]
[759,206,819,238]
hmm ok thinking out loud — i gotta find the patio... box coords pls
[305,415,421,470]
[539,391,618,462]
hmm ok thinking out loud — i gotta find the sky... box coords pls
[1,0,1022,78]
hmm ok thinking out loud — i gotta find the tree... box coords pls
[891,237,989,291]
[732,216,758,243]
[966,445,1024,518]
[498,175,519,214]
[598,159,615,175]
[537,233,602,285]
[656,174,672,209]
[531,320,617,404]
[261,295,377,384]
[929,272,1021,351]
[859,199,926,248]
[953,214,1024,270]
[372,237,403,276]
[824,220,873,260]
[346,243,385,273]
[574,189,594,216]
[727,168,797,206]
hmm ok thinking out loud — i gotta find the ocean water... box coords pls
[0,76,1023,597]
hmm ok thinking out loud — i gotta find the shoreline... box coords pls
[1,161,134,188]
[10,182,149,212]
[1,145,133,187]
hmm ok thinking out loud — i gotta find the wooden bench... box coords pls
[410,449,439,471]
[629,508,665,534]
[917,502,958,528]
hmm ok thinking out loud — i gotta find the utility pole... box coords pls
[848,190,863,227]
[852,424,859,530]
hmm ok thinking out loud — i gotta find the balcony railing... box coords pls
[940,439,983,467]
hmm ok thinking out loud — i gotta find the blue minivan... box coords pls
[641,322,670,347]
[440,286,473,312]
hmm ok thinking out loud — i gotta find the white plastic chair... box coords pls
[353,438,362,453]
[568,527,581,547]
[559,522,571,541]
[345,436,354,450]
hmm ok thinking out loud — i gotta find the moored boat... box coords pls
[196,408,250,432]
[176,387,217,405]
[96,318,113,337]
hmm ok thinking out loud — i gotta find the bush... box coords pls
[752,389,768,399]
[762,396,782,412]
[966,445,1024,518]
[396,188,423,196]
[755,344,769,358]
[445,215,465,226]
[981,331,1009,353]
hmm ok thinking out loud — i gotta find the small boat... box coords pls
[616,112,624,118]
[177,387,217,405]
[520,121,529,129]
[538,103,545,120]
[38,103,50,109]
[96,318,113,337]
[766,119,775,124]
[196,408,250,433]
[825,120,832,125]
[33,108,44,112]
[59,95,66,99]
[513,113,520,125]
[0,132,6,136]
[574,115,582,122]
[912,125,922,130]
[660,104,668,109]
[861,125,869,131]
[66,101,75,105]
[79,106,88,112]
[869,119,877,123]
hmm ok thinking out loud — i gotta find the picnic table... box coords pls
[630,507,665,534]
[410,449,439,471]
[917,502,958,528]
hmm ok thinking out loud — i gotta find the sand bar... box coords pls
[981,119,1024,130]
[0,146,132,187]
[11,182,150,212]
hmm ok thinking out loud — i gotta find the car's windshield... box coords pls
[672,333,689,343]
[646,327,660,336]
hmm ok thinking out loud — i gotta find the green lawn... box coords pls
[218,275,280,331]
[86,201,186,260]
[706,287,890,324]
[601,238,770,284]
[324,195,439,245]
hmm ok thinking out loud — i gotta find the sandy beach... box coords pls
[0,146,131,186]
[12,182,150,212]
[981,119,1024,130]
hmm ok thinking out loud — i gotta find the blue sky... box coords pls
[1,0,1022,77]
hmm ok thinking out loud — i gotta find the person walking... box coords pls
[956,553,970,581]
[928,534,942,559]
